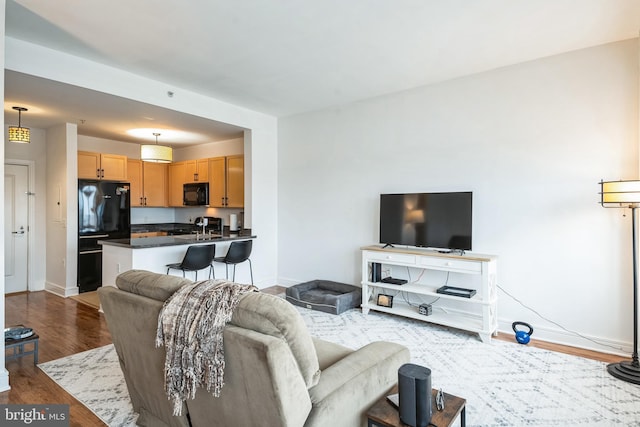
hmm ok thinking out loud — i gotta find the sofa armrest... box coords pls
[305,341,409,427]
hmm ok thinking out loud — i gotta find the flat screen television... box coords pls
[379,192,472,251]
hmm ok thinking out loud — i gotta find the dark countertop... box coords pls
[100,230,255,249]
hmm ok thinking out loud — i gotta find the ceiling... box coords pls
[3,0,640,145]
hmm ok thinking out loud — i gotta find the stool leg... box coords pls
[34,340,38,365]
[232,264,237,282]
[248,259,253,285]
[225,264,229,280]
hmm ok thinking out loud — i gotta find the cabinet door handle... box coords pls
[96,168,101,178]
[194,173,198,181]
[140,197,144,205]
[101,168,105,178]
[144,197,147,206]
[221,197,225,205]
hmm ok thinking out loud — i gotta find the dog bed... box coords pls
[285,280,361,315]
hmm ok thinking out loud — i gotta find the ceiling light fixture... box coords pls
[8,106,30,143]
[141,132,173,163]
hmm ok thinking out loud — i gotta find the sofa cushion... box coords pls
[231,292,321,388]
[116,269,192,302]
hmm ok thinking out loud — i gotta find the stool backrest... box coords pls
[225,240,252,264]
[182,244,216,270]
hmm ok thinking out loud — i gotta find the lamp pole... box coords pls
[600,180,640,384]
[607,204,640,383]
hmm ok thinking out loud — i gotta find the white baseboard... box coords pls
[44,281,79,298]
[497,319,630,357]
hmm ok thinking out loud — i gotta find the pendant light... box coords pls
[141,132,173,163]
[8,106,30,144]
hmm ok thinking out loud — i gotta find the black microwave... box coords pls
[183,183,209,206]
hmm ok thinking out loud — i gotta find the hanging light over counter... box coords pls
[141,132,172,163]
[8,106,30,143]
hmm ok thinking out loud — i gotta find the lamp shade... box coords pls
[8,106,30,143]
[141,144,173,163]
[8,126,30,143]
[600,180,640,207]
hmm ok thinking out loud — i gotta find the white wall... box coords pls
[5,126,47,290]
[6,38,279,287]
[278,39,639,354]
[45,123,78,297]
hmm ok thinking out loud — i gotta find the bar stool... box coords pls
[212,240,253,284]
[166,244,216,280]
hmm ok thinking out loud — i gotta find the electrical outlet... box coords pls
[117,263,121,273]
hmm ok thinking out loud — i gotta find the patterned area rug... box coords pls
[39,307,640,426]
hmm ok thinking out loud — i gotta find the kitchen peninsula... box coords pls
[100,230,256,286]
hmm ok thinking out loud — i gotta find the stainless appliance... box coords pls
[78,180,131,293]
[194,216,222,234]
[183,182,209,206]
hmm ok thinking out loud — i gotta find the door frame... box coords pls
[5,159,35,292]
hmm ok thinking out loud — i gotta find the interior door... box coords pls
[4,164,29,293]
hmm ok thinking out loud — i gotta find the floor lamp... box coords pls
[600,179,640,384]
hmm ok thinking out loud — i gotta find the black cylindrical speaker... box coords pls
[372,262,382,282]
[398,363,432,427]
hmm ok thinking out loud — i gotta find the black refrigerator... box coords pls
[78,180,131,293]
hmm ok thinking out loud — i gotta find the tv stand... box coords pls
[360,245,498,342]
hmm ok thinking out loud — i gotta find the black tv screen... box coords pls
[379,192,472,250]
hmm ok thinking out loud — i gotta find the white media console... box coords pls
[360,245,498,342]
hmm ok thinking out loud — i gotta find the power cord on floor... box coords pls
[497,284,625,352]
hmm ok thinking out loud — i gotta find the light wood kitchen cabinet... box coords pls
[128,159,168,207]
[226,155,244,207]
[185,159,209,182]
[209,155,244,208]
[78,151,127,180]
[168,162,187,207]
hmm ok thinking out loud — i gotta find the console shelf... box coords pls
[360,245,498,342]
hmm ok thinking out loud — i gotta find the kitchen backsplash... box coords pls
[132,207,244,226]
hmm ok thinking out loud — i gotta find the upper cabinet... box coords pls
[128,159,168,207]
[78,151,127,181]
[185,159,209,183]
[168,162,187,207]
[209,155,244,208]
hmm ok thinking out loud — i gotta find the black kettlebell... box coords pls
[512,321,533,344]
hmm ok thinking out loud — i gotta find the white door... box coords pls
[5,164,29,293]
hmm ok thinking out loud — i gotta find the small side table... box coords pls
[5,331,39,365]
[367,386,466,427]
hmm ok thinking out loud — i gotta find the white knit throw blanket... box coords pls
[155,279,258,415]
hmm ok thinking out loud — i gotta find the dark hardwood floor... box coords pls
[0,287,623,427]
[1,291,112,427]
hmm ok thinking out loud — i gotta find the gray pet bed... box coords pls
[286,280,361,315]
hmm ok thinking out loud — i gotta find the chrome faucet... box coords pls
[195,218,208,240]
